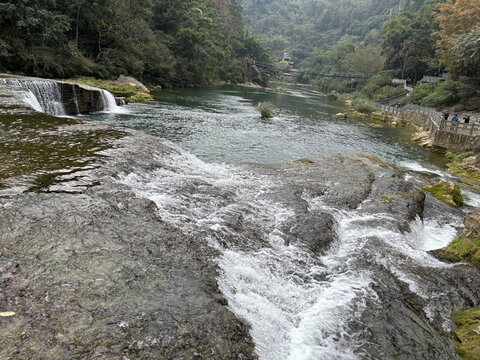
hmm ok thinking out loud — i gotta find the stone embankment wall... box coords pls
[373,102,480,152]
[433,131,480,152]
[401,110,437,135]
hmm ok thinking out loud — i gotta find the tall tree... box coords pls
[435,0,480,76]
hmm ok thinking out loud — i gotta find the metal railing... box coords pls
[372,101,442,131]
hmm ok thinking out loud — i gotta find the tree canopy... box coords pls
[0,0,273,86]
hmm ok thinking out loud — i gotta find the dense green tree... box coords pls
[455,27,480,78]
[0,0,273,86]
[381,4,438,82]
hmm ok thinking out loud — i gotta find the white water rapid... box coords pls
[115,144,461,360]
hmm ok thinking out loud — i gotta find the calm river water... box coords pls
[81,84,447,170]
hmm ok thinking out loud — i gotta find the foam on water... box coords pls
[115,145,463,360]
[217,245,372,360]
[398,160,445,177]
[462,187,480,207]
[22,90,43,113]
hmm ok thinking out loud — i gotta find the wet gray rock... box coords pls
[0,114,257,359]
[0,188,256,360]
[1,112,480,360]
[287,210,337,254]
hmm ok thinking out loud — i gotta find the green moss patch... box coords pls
[422,181,464,207]
[452,308,480,360]
[445,152,480,189]
[67,77,153,103]
[436,235,480,267]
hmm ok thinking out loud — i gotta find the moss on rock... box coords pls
[68,77,153,103]
[452,308,480,360]
[422,181,464,207]
[434,235,480,267]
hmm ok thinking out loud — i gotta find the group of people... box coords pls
[443,112,472,123]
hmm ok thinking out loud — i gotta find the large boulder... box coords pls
[117,75,149,92]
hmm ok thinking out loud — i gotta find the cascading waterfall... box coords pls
[116,147,462,360]
[1,77,120,116]
[2,78,66,116]
[21,90,43,113]
[100,89,119,112]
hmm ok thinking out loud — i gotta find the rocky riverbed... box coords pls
[1,112,480,359]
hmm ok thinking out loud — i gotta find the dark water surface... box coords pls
[80,84,447,169]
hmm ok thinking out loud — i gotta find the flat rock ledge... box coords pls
[1,113,480,360]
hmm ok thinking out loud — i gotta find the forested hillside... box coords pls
[0,0,272,87]
[237,0,424,61]
[238,0,480,109]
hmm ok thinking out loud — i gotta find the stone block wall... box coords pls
[433,131,480,152]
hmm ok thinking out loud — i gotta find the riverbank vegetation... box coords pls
[452,308,480,360]
[69,77,153,103]
[0,0,273,87]
[422,181,464,208]
[238,0,480,110]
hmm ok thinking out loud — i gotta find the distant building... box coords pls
[418,73,449,84]
[282,52,294,67]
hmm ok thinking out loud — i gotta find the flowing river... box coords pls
[82,85,447,166]
[78,84,479,359]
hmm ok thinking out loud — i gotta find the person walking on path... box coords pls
[463,115,470,124]
[443,112,449,121]
[451,114,459,122]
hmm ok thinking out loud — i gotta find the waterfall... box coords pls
[115,146,464,360]
[100,89,119,112]
[2,78,66,116]
[1,77,121,116]
[71,84,80,114]
[22,90,43,113]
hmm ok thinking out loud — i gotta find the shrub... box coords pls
[256,102,274,118]
[361,70,398,99]
[410,79,478,108]
[373,85,406,101]
[352,96,375,113]
[410,83,433,104]
[325,92,338,101]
